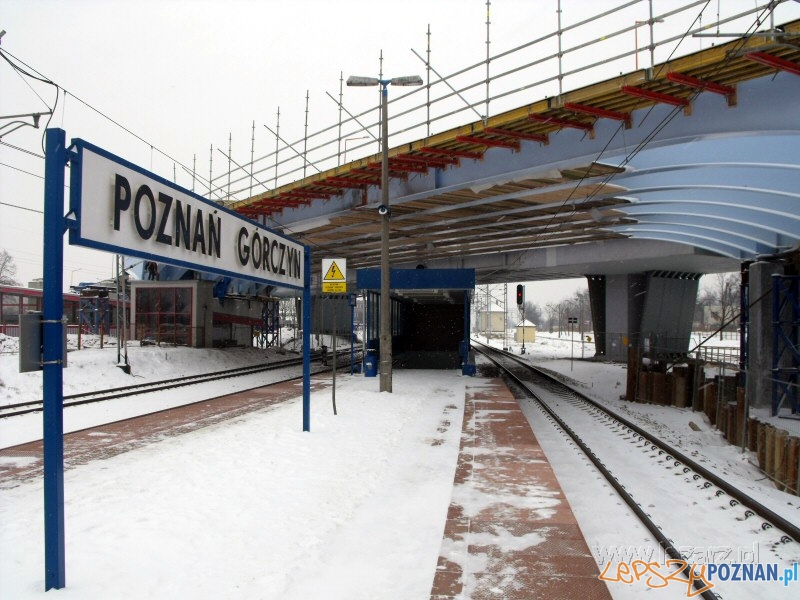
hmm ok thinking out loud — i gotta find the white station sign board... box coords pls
[69,139,304,290]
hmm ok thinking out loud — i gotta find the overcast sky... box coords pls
[2,0,792,300]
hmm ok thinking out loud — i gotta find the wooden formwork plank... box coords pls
[726,403,736,443]
[736,387,745,448]
[652,373,666,405]
[705,382,717,425]
[747,417,759,452]
[757,421,767,471]
[765,425,775,479]
[690,362,705,412]
[774,430,789,492]
[638,372,649,403]
[674,376,687,408]
[665,374,674,407]
[626,345,638,402]
[786,437,799,496]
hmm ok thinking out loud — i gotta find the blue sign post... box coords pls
[303,247,311,432]
[42,127,67,590]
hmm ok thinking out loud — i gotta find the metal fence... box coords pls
[695,345,741,370]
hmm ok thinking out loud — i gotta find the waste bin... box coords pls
[363,350,378,377]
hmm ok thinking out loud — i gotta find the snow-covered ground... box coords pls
[1,332,798,599]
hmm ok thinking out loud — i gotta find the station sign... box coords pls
[68,139,304,290]
[322,258,347,293]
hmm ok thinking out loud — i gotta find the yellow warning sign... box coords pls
[323,281,347,293]
[322,258,347,293]
[324,261,345,282]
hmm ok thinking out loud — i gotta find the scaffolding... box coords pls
[188,1,796,205]
[78,295,111,335]
[772,275,800,417]
[255,299,281,348]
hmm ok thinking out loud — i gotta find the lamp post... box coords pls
[346,74,422,392]
[69,268,83,287]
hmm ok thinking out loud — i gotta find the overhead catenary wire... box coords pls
[0,140,44,159]
[0,45,210,191]
[0,200,43,214]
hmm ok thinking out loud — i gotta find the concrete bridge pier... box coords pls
[587,271,701,362]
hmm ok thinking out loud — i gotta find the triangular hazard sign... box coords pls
[324,261,345,281]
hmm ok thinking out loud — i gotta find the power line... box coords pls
[0,46,59,153]
[0,139,45,159]
[0,46,208,188]
[0,161,44,179]
[0,201,43,214]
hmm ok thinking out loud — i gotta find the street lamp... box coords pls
[69,268,83,287]
[346,74,422,393]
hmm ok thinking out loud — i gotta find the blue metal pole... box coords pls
[464,290,471,350]
[43,127,67,590]
[366,292,371,351]
[772,274,780,417]
[463,290,471,371]
[350,293,355,375]
[302,246,312,431]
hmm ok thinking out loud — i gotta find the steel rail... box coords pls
[473,341,800,542]
[0,349,356,419]
[473,340,800,597]
[474,342,717,599]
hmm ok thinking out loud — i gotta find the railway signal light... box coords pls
[516,284,524,305]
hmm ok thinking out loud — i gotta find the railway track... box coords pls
[473,341,800,600]
[1,349,357,419]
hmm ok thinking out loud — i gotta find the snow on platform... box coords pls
[431,377,611,599]
[1,370,466,599]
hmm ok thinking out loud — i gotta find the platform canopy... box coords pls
[357,268,475,304]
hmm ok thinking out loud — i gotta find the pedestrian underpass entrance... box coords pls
[357,268,475,374]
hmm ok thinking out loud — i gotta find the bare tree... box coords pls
[706,272,741,332]
[565,289,592,332]
[545,302,561,334]
[0,249,20,286]
[522,300,541,326]
[695,287,713,331]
